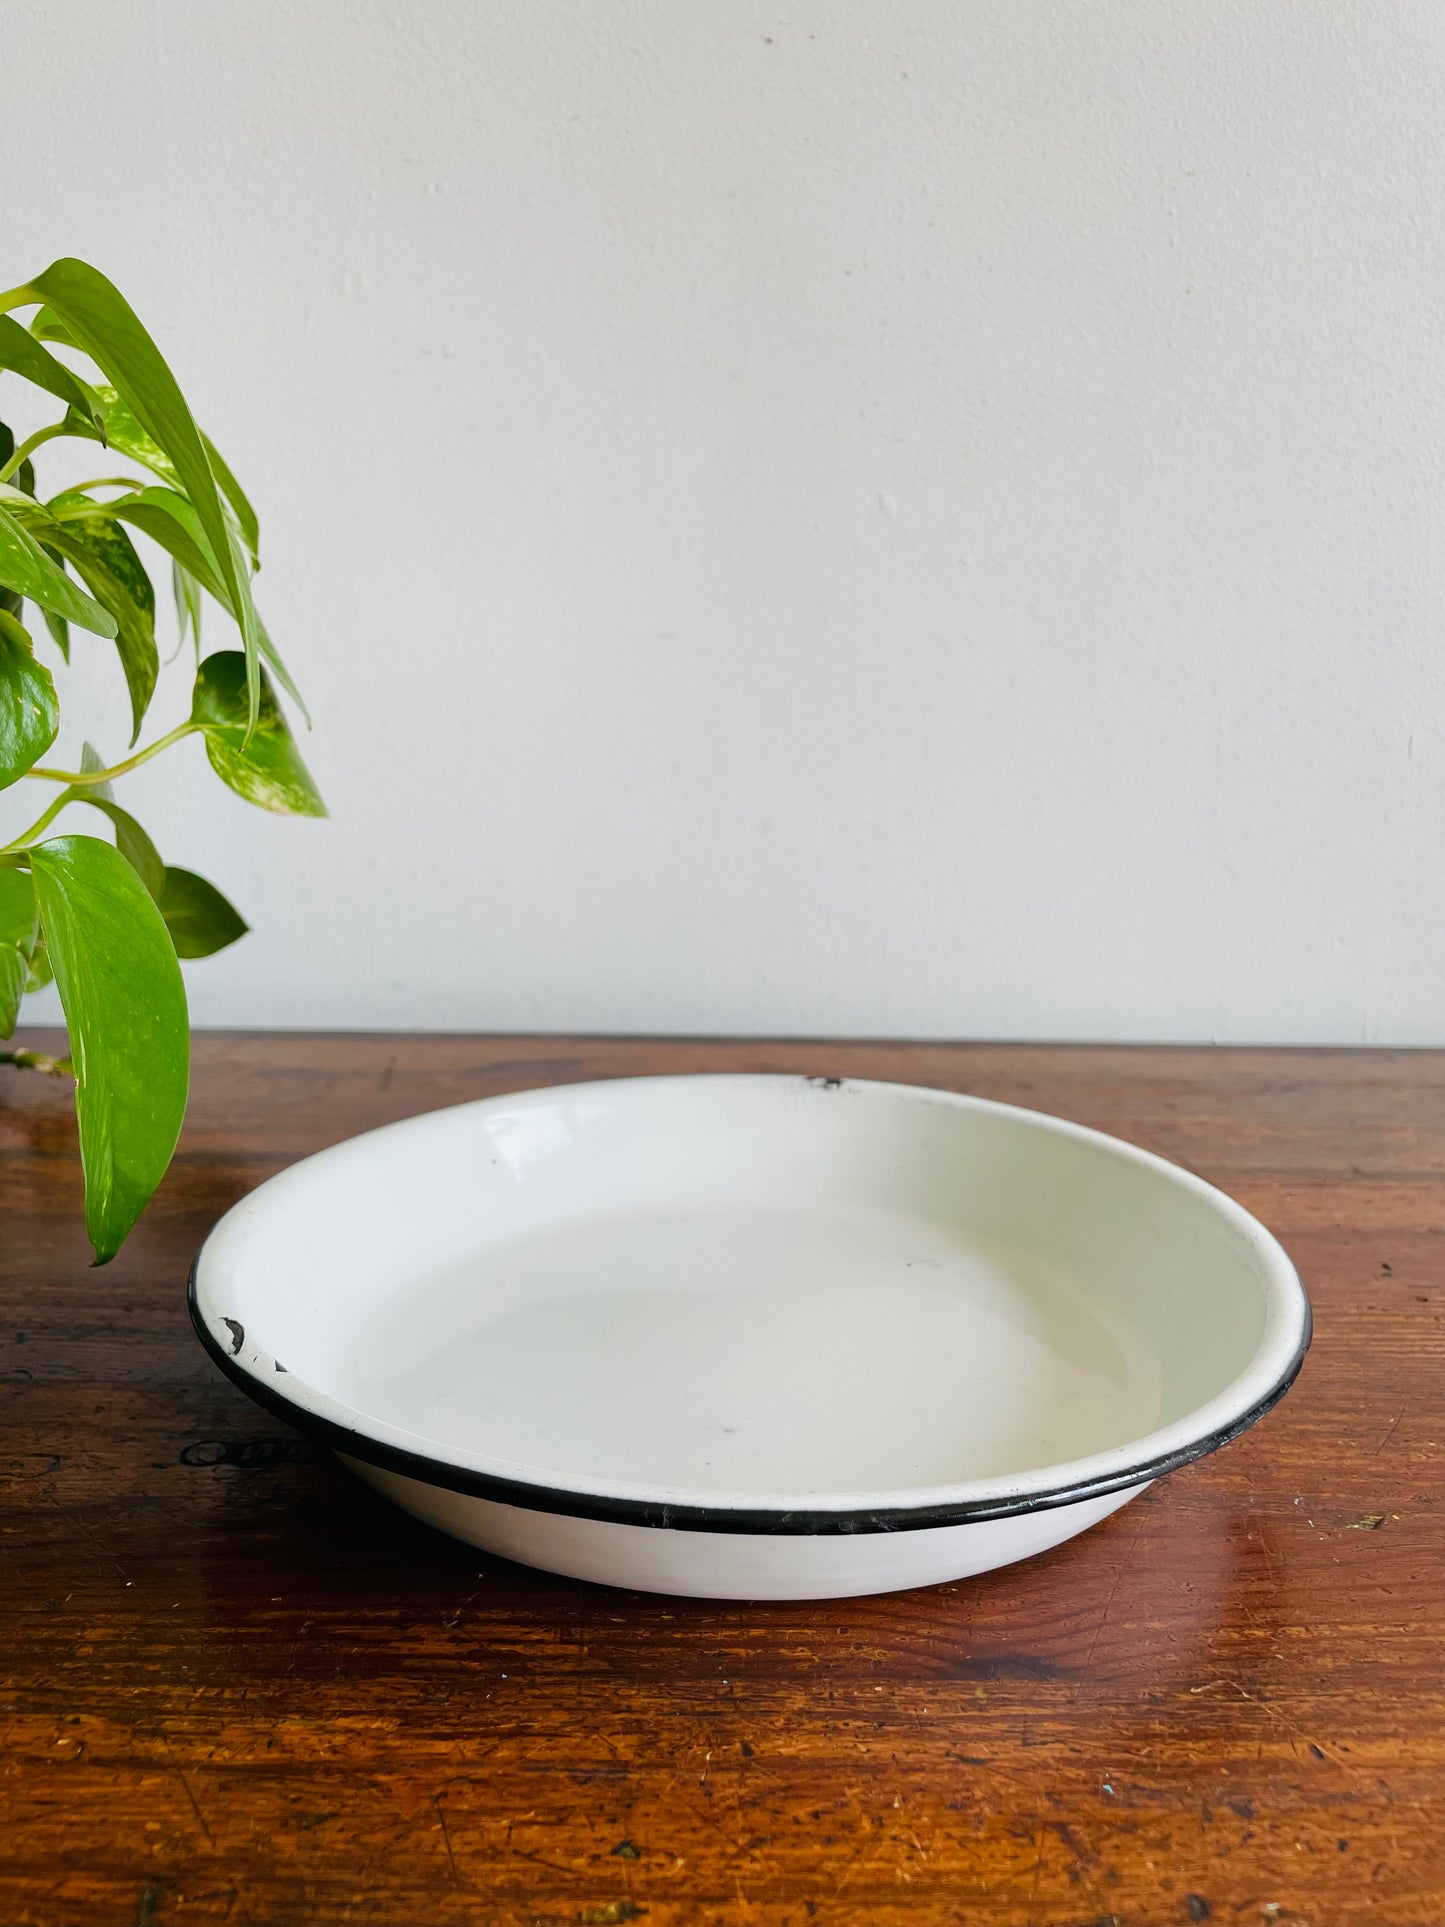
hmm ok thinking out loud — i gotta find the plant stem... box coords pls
[0,792,72,852]
[67,477,147,495]
[1,724,198,854]
[0,421,69,485]
[26,722,197,788]
[0,1048,72,1078]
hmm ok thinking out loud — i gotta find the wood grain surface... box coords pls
[2,1032,1442,1927]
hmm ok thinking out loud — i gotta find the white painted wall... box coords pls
[7,1,1445,1042]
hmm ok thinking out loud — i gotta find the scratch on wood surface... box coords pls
[1023,1823,1048,1927]
[1077,1506,1149,1686]
[1374,1402,1408,1456]
[1252,1520,1281,1590]
[179,1771,215,1850]
[435,1794,461,1889]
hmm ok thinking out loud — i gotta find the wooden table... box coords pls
[2,1033,1442,1927]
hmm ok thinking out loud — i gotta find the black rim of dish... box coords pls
[188,1263,1311,1537]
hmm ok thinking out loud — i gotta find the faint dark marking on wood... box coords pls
[966,1654,1066,1682]
[3,1452,60,1480]
[179,1437,317,1471]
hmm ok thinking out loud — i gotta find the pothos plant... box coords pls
[0,258,323,1264]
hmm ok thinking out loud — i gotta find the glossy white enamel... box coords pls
[192,1075,1308,1598]
[340,1462,1147,1600]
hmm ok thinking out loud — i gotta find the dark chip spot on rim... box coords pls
[222,1317,244,1355]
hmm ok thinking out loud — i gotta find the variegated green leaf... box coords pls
[0,315,103,427]
[0,495,117,637]
[0,865,39,1036]
[191,651,325,817]
[0,259,260,725]
[0,607,59,788]
[45,492,158,741]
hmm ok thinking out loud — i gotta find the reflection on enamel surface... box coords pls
[482,1104,576,1179]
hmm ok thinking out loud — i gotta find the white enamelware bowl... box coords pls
[191,1075,1310,1600]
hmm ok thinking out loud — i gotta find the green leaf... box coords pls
[0,439,74,653]
[191,652,325,817]
[202,435,260,568]
[28,834,189,1264]
[62,384,174,483]
[62,385,258,568]
[103,490,304,716]
[45,492,158,742]
[0,421,35,506]
[0,260,260,726]
[0,865,40,1037]
[0,497,117,637]
[254,611,308,723]
[39,603,70,661]
[172,558,203,654]
[108,485,226,594]
[28,306,78,349]
[78,739,112,791]
[0,315,104,428]
[0,608,59,788]
[0,950,25,1037]
[68,742,163,900]
[100,802,165,903]
[78,801,166,902]
[0,434,19,624]
[159,866,248,957]
[25,935,52,992]
[110,486,299,694]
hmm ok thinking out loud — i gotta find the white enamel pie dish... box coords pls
[190,1075,1310,1600]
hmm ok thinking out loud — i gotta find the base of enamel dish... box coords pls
[341,1456,1149,1599]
